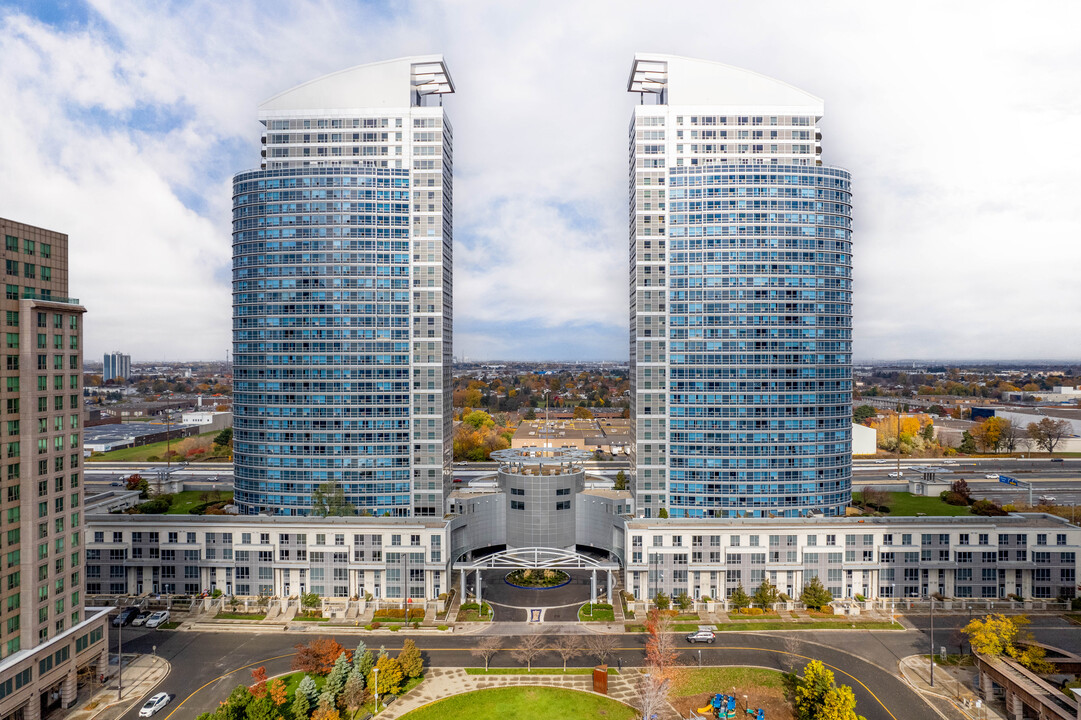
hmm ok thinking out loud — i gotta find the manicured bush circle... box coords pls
[504,569,570,589]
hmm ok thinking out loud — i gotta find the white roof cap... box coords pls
[629,53,823,116]
[259,54,453,114]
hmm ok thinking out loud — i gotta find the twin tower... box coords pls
[230,54,853,520]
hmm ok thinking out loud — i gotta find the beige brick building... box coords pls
[1,218,108,720]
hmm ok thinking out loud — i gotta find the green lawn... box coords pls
[88,431,227,463]
[164,491,233,514]
[716,620,897,631]
[465,668,618,675]
[856,491,972,517]
[673,667,785,696]
[458,603,492,622]
[398,687,636,720]
[577,603,615,622]
[214,611,265,620]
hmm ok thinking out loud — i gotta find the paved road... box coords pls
[110,624,945,720]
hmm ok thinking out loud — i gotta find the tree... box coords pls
[340,669,367,720]
[635,671,670,720]
[310,708,340,720]
[962,613,1052,672]
[397,638,423,679]
[853,405,877,424]
[959,430,976,454]
[949,479,971,503]
[673,591,693,611]
[728,583,751,611]
[292,676,317,720]
[310,482,357,517]
[462,410,495,429]
[214,427,233,448]
[794,660,835,720]
[292,638,348,676]
[752,578,779,609]
[368,655,403,697]
[511,633,546,671]
[125,474,150,499]
[572,406,594,419]
[800,576,833,611]
[653,590,670,610]
[352,641,373,678]
[819,685,865,720]
[301,592,321,610]
[1027,418,1072,454]
[584,634,618,666]
[658,508,669,519]
[999,419,1025,453]
[523,408,537,420]
[267,679,287,708]
[644,608,680,683]
[551,635,581,671]
[860,486,888,510]
[323,652,352,703]
[471,636,500,670]
[614,470,627,490]
[249,666,268,698]
[244,696,276,720]
[920,422,935,443]
[970,417,1007,453]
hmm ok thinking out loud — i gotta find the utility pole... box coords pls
[117,616,123,701]
[929,595,935,688]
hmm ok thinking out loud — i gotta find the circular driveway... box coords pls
[480,569,599,621]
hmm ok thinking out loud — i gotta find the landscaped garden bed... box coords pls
[397,687,635,720]
[505,569,570,588]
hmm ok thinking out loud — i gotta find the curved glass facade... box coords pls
[665,165,852,517]
[231,167,414,514]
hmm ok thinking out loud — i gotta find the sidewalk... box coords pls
[899,655,1005,720]
[64,654,171,720]
[376,667,676,720]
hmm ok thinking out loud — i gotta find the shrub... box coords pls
[943,491,969,506]
[437,624,449,631]
[653,591,670,610]
[371,621,381,629]
[854,594,866,602]
[971,499,1008,516]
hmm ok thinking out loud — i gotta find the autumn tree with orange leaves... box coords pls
[292,637,350,676]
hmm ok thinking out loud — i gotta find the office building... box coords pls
[627,54,853,518]
[101,352,130,382]
[1,218,109,720]
[232,56,455,516]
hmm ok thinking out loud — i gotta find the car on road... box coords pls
[686,630,716,644]
[139,693,170,717]
[112,607,139,626]
[873,459,886,464]
[1039,495,1057,504]
[984,474,999,479]
[145,610,170,628]
[888,472,903,478]
[1051,458,1064,463]
[131,612,151,627]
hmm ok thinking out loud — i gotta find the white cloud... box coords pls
[0,0,1078,361]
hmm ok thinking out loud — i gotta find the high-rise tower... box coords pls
[1,218,108,719]
[627,54,853,519]
[232,56,454,516]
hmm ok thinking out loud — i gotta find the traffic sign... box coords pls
[999,475,1018,486]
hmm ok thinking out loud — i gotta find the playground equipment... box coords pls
[694,693,764,719]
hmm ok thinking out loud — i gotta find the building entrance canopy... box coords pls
[453,547,618,607]
[453,546,619,571]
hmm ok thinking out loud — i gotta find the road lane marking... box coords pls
[162,652,295,720]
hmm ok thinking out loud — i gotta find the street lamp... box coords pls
[891,583,896,627]
[117,612,124,701]
[373,666,379,712]
[929,595,936,688]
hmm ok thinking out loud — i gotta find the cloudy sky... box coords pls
[1,0,1079,363]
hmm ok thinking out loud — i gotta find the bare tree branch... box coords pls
[551,636,582,671]
[584,634,619,666]
[510,633,546,671]
[470,636,501,671]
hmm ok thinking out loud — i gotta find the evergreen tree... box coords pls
[800,576,833,611]
[323,652,351,702]
[351,641,367,672]
[752,578,779,609]
[794,660,835,720]
[355,647,375,683]
[728,583,751,611]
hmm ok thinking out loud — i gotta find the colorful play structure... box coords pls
[695,693,765,720]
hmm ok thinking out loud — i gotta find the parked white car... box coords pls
[131,612,150,627]
[145,611,170,628]
[139,693,170,717]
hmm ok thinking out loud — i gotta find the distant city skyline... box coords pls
[1,1,1079,362]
